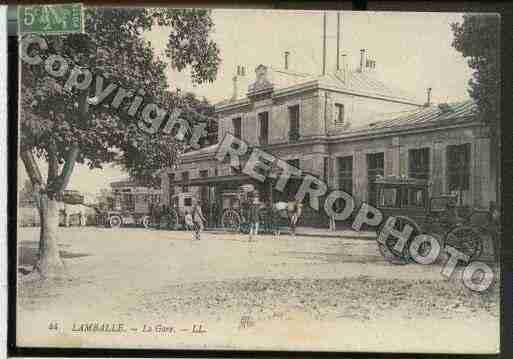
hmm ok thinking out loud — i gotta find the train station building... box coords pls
[160,51,496,227]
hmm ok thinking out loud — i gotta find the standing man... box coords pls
[192,197,207,240]
[248,193,261,241]
[287,199,303,239]
[184,208,195,239]
[329,214,336,232]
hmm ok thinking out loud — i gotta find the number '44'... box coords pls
[48,322,59,330]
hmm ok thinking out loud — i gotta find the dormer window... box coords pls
[334,103,345,125]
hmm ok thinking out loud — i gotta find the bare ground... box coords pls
[16,227,500,352]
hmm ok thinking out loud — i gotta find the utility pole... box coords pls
[336,12,340,71]
[322,11,327,76]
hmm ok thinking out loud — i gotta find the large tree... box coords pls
[18,179,38,207]
[451,14,500,204]
[20,7,220,278]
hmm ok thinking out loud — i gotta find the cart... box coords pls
[219,185,285,234]
[374,176,496,264]
[220,187,251,232]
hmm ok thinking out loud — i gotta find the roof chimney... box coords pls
[341,53,348,82]
[424,87,432,107]
[231,75,238,100]
[359,49,366,73]
[232,65,246,100]
[284,51,290,70]
[365,57,376,71]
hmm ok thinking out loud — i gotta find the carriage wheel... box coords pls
[161,209,179,230]
[377,216,421,264]
[109,215,122,228]
[222,209,242,232]
[445,225,483,261]
[240,222,251,234]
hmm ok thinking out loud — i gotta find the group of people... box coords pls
[183,193,304,241]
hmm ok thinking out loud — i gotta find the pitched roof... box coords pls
[331,70,419,104]
[266,67,315,89]
[346,100,477,134]
[215,66,421,109]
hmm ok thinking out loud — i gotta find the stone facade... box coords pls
[161,64,496,226]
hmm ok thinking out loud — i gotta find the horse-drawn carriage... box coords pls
[374,176,498,264]
[218,185,300,234]
[148,192,193,230]
[219,185,265,233]
[97,184,159,228]
[97,208,152,228]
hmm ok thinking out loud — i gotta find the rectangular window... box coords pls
[334,103,345,125]
[288,105,300,142]
[122,193,135,212]
[409,148,430,180]
[232,117,241,139]
[379,187,398,207]
[405,187,426,208]
[447,143,471,191]
[258,112,269,145]
[367,152,384,205]
[182,171,189,193]
[367,152,384,179]
[323,157,330,181]
[338,156,353,194]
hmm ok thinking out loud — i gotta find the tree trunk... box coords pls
[35,193,65,278]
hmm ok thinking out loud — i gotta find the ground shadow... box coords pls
[18,243,91,272]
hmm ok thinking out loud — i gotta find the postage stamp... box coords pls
[18,4,83,35]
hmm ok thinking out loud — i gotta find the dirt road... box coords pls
[16,227,499,353]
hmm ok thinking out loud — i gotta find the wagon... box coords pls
[153,192,194,230]
[97,182,160,228]
[219,185,284,234]
[98,210,151,228]
[374,176,496,264]
[220,187,251,232]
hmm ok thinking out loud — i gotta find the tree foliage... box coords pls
[20,7,220,197]
[451,14,500,132]
[117,91,216,187]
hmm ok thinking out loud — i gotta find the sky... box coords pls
[19,9,475,196]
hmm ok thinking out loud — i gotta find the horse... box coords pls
[271,201,303,239]
[57,203,96,227]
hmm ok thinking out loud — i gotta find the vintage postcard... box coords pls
[15,5,501,353]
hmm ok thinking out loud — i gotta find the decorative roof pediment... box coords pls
[248,64,274,96]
